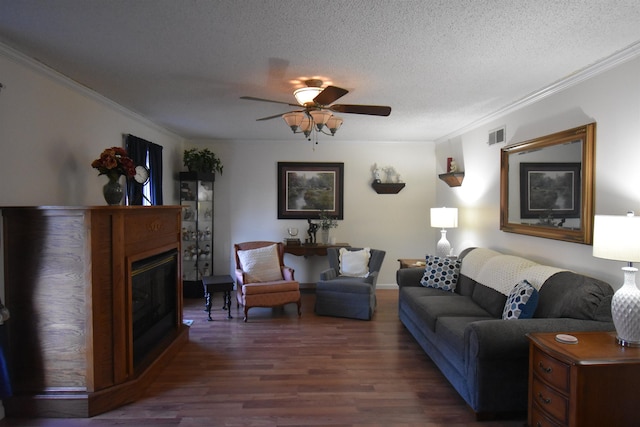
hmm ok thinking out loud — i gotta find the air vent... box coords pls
[488,126,506,145]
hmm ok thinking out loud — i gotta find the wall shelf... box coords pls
[371,181,405,194]
[438,172,464,187]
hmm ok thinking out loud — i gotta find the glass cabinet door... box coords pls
[179,172,215,297]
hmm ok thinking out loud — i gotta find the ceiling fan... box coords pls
[240,79,391,141]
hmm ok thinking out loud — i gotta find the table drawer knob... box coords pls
[538,361,553,373]
[537,392,552,405]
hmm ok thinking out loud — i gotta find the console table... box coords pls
[283,243,349,257]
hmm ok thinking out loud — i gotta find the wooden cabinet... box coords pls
[1,206,188,417]
[179,172,215,297]
[527,331,640,427]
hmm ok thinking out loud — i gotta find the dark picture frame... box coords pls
[520,162,581,219]
[277,162,344,220]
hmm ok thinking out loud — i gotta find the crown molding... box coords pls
[437,40,640,144]
[0,41,181,139]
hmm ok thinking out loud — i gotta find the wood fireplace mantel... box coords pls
[1,206,187,418]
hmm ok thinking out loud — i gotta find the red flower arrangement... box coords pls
[91,147,136,180]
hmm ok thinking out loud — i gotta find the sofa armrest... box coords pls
[396,267,424,288]
[466,318,615,359]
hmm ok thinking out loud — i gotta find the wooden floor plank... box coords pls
[0,289,525,427]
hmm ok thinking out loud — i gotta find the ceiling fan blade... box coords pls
[330,104,392,116]
[256,112,289,121]
[240,96,299,107]
[313,86,349,106]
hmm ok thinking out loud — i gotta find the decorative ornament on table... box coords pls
[318,210,339,244]
[91,147,136,205]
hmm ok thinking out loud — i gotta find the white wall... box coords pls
[0,46,184,298]
[435,55,640,289]
[0,47,184,207]
[187,139,436,286]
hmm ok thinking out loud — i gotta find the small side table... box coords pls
[202,275,234,321]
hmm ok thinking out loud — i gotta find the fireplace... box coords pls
[131,249,178,368]
[1,206,187,417]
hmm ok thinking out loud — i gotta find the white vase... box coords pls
[320,229,329,245]
[611,266,640,346]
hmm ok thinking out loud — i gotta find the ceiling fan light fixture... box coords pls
[294,87,322,106]
[309,110,333,131]
[300,116,313,138]
[282,111,305,132]
[326,115,343,135]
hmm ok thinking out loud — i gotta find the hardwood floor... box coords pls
[0,289,525,427]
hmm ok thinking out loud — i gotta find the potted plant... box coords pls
[318,210,339,244]
[183,148,223,175]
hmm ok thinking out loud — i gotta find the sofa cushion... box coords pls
[409,294,493,331]
[472,283,508,319]
[456,274,476,296]
[535,271,614,321]
[237,244,282,282]
[420,255,461,292]
[502,280,539,320]
[339,247,370,277]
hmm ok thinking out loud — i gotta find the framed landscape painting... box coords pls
[277,162,344,220]
[519,162,581,219]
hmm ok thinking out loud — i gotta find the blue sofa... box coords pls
[397,248,615,419]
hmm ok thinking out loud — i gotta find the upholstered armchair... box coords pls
[315,247,386,320]
[234,241,301,322]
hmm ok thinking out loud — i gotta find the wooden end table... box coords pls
[397,258,425,269]
[527,331,640,427]
[202,275,234,321]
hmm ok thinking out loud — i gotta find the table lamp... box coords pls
[592,213,640,347]
[430,207,458,258]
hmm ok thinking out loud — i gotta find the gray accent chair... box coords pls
[315,247,386,320]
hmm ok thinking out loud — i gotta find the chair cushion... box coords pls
[242,280,299,295]
[502,280,539,320]
[237,244,283,282]
[339,247,370,277]
[420,255,461,292]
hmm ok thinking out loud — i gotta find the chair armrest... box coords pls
[320,268,338,281]
[282,266,295,281]
[235,269,246,286]
[365,271,379,285]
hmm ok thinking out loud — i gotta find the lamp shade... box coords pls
[294,87,322,106]
[431,207,458,229]
[593,214,640,263]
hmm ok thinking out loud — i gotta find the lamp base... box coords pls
[616,336,640,347]
[612,266,640,347]
[436,229,451,258]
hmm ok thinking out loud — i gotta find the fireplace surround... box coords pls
[1,206,187,417]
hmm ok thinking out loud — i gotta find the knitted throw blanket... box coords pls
[460,248,567,295]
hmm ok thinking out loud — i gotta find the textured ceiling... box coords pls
[1,0,640,142]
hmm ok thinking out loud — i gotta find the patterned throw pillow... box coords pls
[502,279,539,320]
[420,255,461,292]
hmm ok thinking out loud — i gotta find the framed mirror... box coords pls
[500,123,596,244]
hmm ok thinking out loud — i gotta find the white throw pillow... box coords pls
[237,244,283,282]
[339,248,370,278]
